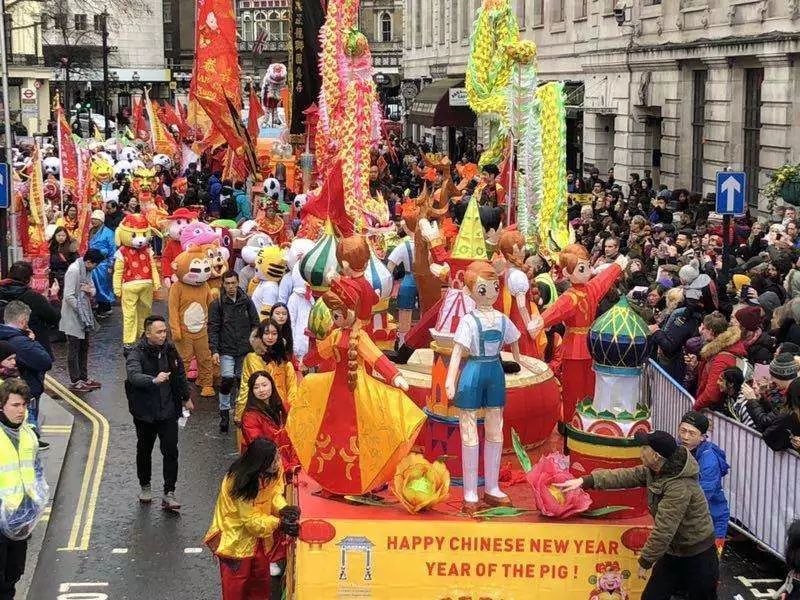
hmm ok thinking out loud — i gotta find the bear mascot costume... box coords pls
[160,207,197,289]
[113,214,162,347]
[169,245,215,397]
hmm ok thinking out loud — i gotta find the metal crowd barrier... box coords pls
[646,359,799,559]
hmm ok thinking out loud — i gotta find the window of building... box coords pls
[462,0,472,39]
[644,0,661,5]
[163,1,172,23]
[164,32,173,51]
[517,0,526,27]
[93,14,102,32]
[54,13,68,30]
[415,0,422,47]
[532,0,543,25]
[743,68,764,207]
[74,13,87,31]
[691,70,707,193]
[242,14,253,42]
[575,0,586,18]
[254,11,267,40]
[267,10,284,40]
[380,11,392,42]
[426,0,433,45]
[3,13,11,55]
[551,0,564,23]
[405,0,411,49]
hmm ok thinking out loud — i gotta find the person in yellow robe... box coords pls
[205,438,300,600]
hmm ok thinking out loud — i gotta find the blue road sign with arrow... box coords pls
[715,171,746,215]
[0,163,9,209]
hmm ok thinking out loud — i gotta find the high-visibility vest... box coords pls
[535,273,559,309]
[0,424,41,512]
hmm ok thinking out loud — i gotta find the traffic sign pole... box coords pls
[715,169,747,289]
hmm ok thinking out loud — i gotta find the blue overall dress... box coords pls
[454,314,507,410]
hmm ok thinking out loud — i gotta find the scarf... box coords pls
[742,328,762,350]
[74,259,97,331]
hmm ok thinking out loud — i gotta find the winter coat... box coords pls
[651,305,703,383]
[694,325,747,411]
[59,259,96,340]
[786,269,800,301]
[743,331,776,365]
[240,408,299,471]
[0,280,61,357]
[691,440,730,539]
[125,337,190,422]
[208,288,260,358]
[49,246,78,298]
[88,225,117,305]
[0,324,53,399]
[234,190,251,221]
[584,446,715,569]
[208,175,222,214]
[762,411,800,451]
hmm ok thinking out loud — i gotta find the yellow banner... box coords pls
[295,518,648,599]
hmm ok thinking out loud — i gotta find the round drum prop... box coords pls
[421,408,484,487]
[565,426,649,519]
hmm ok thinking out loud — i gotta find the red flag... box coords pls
[188,0,241,138]
[301,159,354,237]
[247,84,264,142]
[131,95,150,143]
[55,103,78,202]
[158,101,191,140]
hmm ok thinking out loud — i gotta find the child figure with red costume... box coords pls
[332,235,378,325]
[160,207,197,289]
[528,244,627,424]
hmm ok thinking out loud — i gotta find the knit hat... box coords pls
[732,274,751,292]
[769,352,799,382]
[634,430,678,459]
[90,209,105,223]
[758,291,781,315]
[735,306,762,333]
[0,341,15,363]
[678,265,699,286]
[681,410,709,435]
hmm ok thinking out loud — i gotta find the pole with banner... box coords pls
[0,0,19,271]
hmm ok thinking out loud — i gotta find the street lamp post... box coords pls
[100,10,110,138]
[0,0,20,272]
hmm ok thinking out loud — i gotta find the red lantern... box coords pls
[298,519,336,549]
[621,526,652,555]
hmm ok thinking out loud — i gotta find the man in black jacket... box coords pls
[125,315,192,511]
[0,261,61,357]
[208,272,259,433]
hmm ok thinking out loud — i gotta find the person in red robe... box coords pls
[529,244,627,424]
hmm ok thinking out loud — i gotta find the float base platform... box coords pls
[292,435,653,599]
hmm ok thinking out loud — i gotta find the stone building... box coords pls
[404,0,800,211]
[235,0,290,81]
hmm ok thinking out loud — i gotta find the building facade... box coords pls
[359,0,404,109]
[235,0,289,83]
[404,0,800,210]
[42,0,168,124]
[4,0,52,135]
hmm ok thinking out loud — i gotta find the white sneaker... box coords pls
[162,492,181,511]
[138,485,153,503]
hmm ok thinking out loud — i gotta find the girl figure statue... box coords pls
[445,261,532,515]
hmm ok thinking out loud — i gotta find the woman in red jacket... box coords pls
[688,312,747,411]
[240,371,299,472]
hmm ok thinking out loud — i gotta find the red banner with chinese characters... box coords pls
[55,104,78,200]
[247,83,264,143]
[131,95,150,143]
[189,0,241,139]
[145,87,179,158]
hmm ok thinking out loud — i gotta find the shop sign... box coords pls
[449,88,468,107]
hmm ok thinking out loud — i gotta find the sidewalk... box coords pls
[18,393,75,600]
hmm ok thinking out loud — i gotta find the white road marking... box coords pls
[58,582,109,591]
[111,548,128,554]
[184,547,203,554]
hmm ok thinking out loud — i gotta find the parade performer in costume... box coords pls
[203,241,230,300]
[130,166,169,230]
[280,239,314,361]
[161,208,197,289]
[446,261,529,514]
[529,244,627,423]
[495,229,546,359]
[168,246,215,398]
[205,438,300,600]
[333,235,378,325]
[87,210,116,316]
[286,279,424,496]
[236,319,298,429]
[251,246,288,320]
[113,214,161,347]
[386,206,416,345]
[257,199,290,247]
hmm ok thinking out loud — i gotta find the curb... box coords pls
[18,392,75,600]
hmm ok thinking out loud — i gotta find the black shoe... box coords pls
[386,343,414,364]
[219,409,230,434]
[38,439,50,450]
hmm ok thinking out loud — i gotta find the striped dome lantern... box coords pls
[300,220,339,295]
[588,296,650,373]
[308,297,334,340]
[365,250,393,313]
